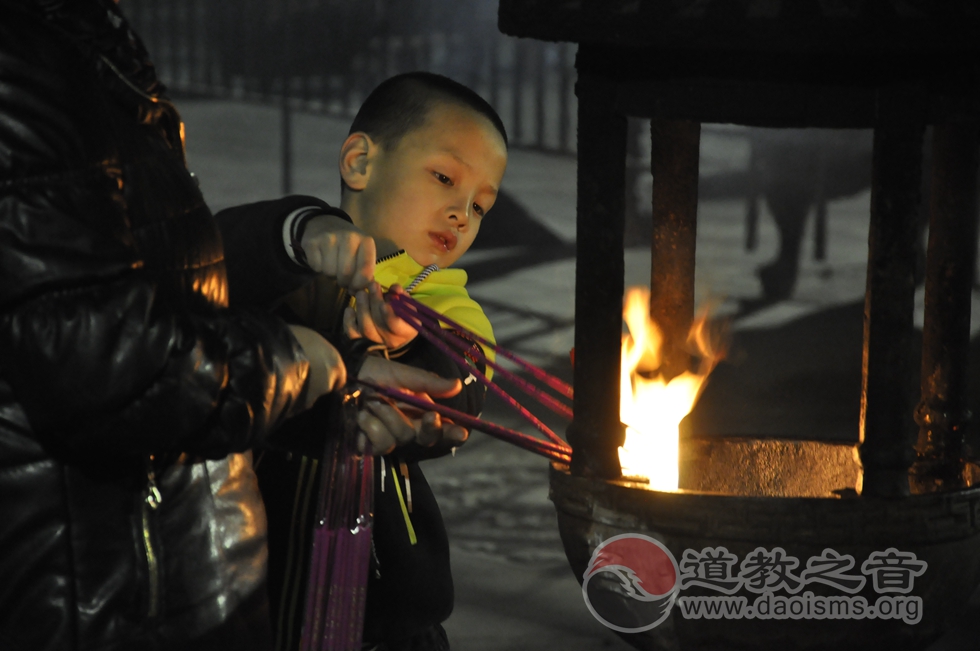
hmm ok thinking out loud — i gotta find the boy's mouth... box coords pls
[429,230,458,252]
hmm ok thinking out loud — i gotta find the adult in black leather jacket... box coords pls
[0,1,321,649]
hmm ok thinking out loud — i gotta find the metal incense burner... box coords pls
[499,2,980,650]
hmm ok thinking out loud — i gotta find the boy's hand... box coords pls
[300,215,376,292]
[355,356,467,454]
[344,283,418,350]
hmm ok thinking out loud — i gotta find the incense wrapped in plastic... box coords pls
[300,391,374,651]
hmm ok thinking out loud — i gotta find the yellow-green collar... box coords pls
[375,251,468,292]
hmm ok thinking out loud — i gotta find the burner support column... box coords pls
[858,87,926,498]
[568,75,628,479]
[650,118,701,381]
[913,118,980,492]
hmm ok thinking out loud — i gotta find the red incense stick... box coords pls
[357,379,572,463]
[388,297,570,448]
[387,292,574,398]
[389,297,574,421]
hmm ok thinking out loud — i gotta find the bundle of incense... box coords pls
[357,381,571,464]
[387,292,574,399]
[301,394,374,651]
[386,292,573,451]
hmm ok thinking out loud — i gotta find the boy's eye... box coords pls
[433,171,453,186]
[473,203,485,217]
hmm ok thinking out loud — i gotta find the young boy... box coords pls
[258,72,508,651]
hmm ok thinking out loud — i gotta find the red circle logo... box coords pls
[582,533,680,632]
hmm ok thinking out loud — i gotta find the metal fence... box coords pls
[123,0,578,155]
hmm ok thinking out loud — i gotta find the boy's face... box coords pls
[345,102,508,268]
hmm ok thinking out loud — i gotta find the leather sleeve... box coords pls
[0,18,310,459]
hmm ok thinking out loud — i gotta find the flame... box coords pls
[618,287,723,490]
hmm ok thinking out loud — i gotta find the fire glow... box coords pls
[618,287,723,490]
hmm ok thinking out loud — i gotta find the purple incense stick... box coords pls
[388,292,574,399]
[357,379,572,463]
[388,299,569,448]
[390,298,574,422]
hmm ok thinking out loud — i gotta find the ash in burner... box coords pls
[625,436,862,498]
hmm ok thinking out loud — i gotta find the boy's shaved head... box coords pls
[339,73,508,268]
[349,72,508,151]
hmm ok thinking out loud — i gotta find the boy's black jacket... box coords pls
[215,196,487,647]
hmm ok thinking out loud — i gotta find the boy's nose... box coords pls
[448,206,470,227]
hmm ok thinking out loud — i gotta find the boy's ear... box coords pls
[339,132,376,191]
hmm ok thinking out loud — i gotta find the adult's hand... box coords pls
[287,324,346,409]
[300,214,376,292]
[356,356,468,454]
